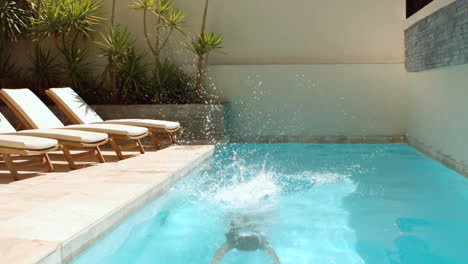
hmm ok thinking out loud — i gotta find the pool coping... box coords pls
[36,147,215,264]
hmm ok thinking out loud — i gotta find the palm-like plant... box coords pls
[96,25,135,103]
[32,0,103,52]
[31,0,102,94]
[188,32,223,96]
[0,51,19,88]
[188,32,223,58]
[0,0,31,46]
[28,47,60,90]
[150,60,195,104]
[130,0,185,63]
[187,0,224,99]
[0,0,31,87]
[118,48,148,103]
[63,45,93,91]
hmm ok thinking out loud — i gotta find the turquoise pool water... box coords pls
[73,144,468,264]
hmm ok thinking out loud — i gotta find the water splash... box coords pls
[213,169,280,210]
[180,157,352,214]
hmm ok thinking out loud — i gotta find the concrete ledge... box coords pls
[408,136,468,178]
[0,104,225,145]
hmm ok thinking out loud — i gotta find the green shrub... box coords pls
[149,60,196,104]
[117,48,149,104]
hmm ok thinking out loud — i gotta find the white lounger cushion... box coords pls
[65,123,148,137]
[48,88,180,130]
[0,89,147,138]
[0,89,65,129]
[101,119,180,130]
[0,135,58,150]
[47,87,105,123]
[15,129,108,144]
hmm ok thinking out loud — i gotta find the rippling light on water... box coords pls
[73,144,468,264]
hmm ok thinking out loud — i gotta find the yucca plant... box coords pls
[96,25,135,103]
[28,48,60,91]
[150,60,195,104]
[187,0,224,101]
[32,0,103,51]
[62,45,93,92]
[31,0,102,94]
[32,0,102,44]
[117,48,148,104]
[130,0,185,63]
[0,52,18,88]
[188,32,223,97]
[0,0,31,86]
[0,0,31,45]
[188,32,224,58]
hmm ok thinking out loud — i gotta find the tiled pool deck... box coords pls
[0,145,214,264]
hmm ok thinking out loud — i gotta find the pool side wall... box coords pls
[405,0,468,178]
[0,105,225,145]
[407,63,468,178]
[209,64,408,143]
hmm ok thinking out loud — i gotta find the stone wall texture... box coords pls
[0,105,225,145]
[405,0,468,72]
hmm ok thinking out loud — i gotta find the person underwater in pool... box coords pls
[210,216,281,264]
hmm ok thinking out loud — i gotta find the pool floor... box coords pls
[73,144,468,264]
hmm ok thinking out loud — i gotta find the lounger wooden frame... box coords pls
[148,127,179,149]
[0,93,109,167]
[45,90,150,155]
[45,89,180,149]
[1,92,148,161]
[0,145,61,181]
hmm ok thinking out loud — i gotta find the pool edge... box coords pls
[37,147,215,264]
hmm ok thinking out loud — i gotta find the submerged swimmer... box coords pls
[210,216,281,264]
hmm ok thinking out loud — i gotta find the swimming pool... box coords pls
[72,143,468,264]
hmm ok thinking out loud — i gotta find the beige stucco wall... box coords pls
[109,0,405,65]
[209,64,407,141]
[407,64,468,168]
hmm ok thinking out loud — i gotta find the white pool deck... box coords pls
[0,145,214,264]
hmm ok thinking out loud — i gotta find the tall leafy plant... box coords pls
[130,0,185,64]
[0,0,31,87]
[0,0,31,46]
[0,50,19,87]
[150,60,195,104]
[187,32,223,96]
[33,0,103,52]
[118,48,148,104]
[32,0,103,91]
[96,26,135,103]
[28,47,60,90]
[187,0,224,101]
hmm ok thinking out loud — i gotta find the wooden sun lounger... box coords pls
[0,111,108,170]
[0,88,149,160]
[0,135,61,180]
[46,87,181,149]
